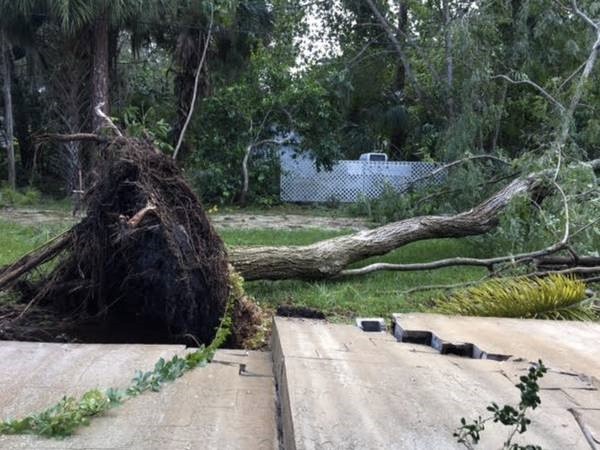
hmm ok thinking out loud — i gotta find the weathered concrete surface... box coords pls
[273,317,600,450]
[393,313,600,377]
[0,342,277,450]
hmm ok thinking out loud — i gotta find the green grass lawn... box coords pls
[1,219,490,321]
[0,220,70,266]
[215,202,358,218]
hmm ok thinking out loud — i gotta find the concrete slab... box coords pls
[0,342,278,450]
[273,317,600,450]
[393,313,600,377]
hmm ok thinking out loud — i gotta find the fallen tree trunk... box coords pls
[229,174,540,280]
[231,159,600,280]
[2,160,598,287]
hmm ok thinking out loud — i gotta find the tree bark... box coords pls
[229,174,540,280]
[91,13,110,132]
[1,30,16,190]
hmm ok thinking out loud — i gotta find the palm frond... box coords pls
[432,274,597,321]
[50,0,95,33]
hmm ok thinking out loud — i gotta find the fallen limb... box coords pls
[34,133,114,144]
[338,244,567,277]
[536,255,600,268]
[229,174,541,280]
[230,159,600,280]
[3,157,598,285]
[0,232,71,291]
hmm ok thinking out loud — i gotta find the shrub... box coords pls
[0,187,41,207]
[432,274,595,321]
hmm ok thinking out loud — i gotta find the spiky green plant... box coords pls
[432,274,596,321]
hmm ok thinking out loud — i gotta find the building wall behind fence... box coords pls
[280,150,443,203]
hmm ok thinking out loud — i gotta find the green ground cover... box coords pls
[0,220,70,266]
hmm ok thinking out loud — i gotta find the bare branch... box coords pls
[240,137,292,205]
[405,155,511,190]
[35,133,113,144]
[173,5,214,161]
[339,243,566,277]
[553,8,600,179]
[571,0,599,30]
[558,61,586,91]
[342,176,574,278]
[364,0,424,100]
[491,75,565,111]
[94,102,123,136]
[552,180,570,245]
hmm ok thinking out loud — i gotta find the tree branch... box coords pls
[94,102,122,136]
[491,75,565,111]
[364,0,424,100]
[172,6,213,161]
[571,0,599,30]
[405,155,512,190]
[34,133,114,144]
[230,173,541,280]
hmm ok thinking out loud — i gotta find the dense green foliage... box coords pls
[1,0,599,206]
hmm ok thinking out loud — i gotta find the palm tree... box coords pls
[40,0,144,131]
[0,0,36,189]
[0,29,16,189]
[0,0,145,192]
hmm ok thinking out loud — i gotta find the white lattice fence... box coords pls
[280,155,443,203]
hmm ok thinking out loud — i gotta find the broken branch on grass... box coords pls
[0,232,71,291]
[342,175,572,278]
[338,242,567,277]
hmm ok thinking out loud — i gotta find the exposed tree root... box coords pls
[1,138,231,344]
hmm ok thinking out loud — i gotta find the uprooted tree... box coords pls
[0,148,597,329]
[1,138,232,343]
[1,0,600,344]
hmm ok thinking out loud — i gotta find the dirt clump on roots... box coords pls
[1,139,241,345]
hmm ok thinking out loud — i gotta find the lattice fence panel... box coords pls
[280,156,444,203]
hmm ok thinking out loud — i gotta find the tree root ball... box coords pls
[32,139,230,344]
